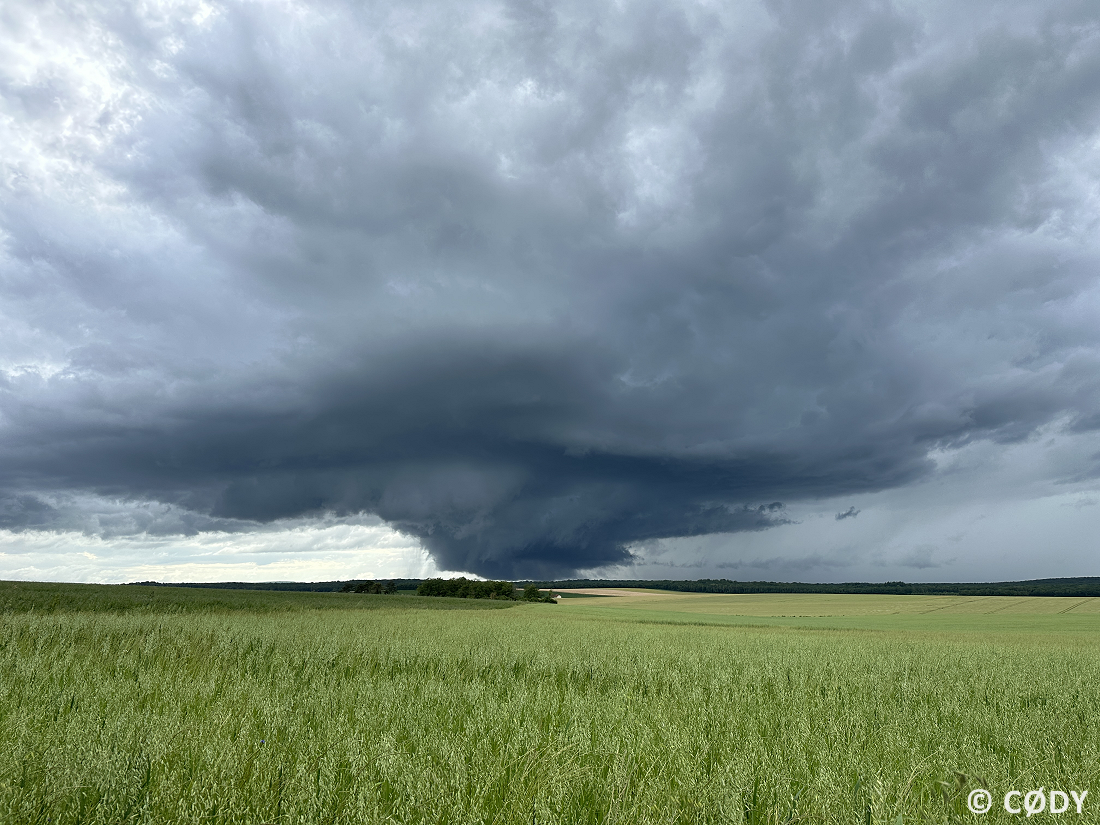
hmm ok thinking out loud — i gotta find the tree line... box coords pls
[128,576,1100,598]
[340,581,398,594]
[532,577,1100,597]
[415,578,556,602]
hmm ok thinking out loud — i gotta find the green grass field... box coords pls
[2,582,1098,824]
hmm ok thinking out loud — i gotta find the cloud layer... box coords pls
[3,0,1100,578]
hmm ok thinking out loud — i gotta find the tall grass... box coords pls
[2,585,1098,823]
[0,581,515,614]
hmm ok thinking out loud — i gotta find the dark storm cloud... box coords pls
[835,507,860,521]
[3,0,1100,577]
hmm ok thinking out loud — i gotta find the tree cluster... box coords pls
[340,581,398,594]
[415,578,517,599]
[522,583,557,603]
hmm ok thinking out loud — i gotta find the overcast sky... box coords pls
[3,0,1100,583]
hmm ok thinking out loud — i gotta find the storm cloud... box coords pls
[3,0,1100,579]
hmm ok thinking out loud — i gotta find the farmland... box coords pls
[2,582,1099,823]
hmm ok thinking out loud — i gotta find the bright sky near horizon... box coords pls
[2,0,1100,583]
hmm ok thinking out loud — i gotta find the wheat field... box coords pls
[2,582,1098,823]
